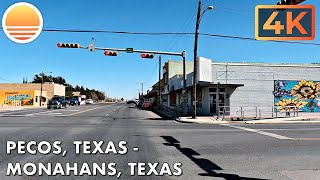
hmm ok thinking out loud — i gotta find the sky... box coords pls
[0,0,319,99]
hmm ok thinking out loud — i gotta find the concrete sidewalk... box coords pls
[176,117,229,124]
[176,116,320,124]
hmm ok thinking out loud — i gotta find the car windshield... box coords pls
[51,97,61,101]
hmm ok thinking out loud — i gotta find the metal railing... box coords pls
[1,100,22,111]
[159,105,182,118]
[218,105,300,121]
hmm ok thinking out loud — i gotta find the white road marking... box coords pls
[133,147,139,151]
[260,128,320,131]
[221,124,293,140]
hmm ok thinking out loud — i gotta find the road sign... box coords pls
[126,48,134,53]
[88,43,95,52]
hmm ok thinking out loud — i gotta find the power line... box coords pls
[1,27,320,46]
[0,77,17,83]
[167,5,198,51]
[200,33,320,46]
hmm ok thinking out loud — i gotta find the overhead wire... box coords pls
[1,27,319,46]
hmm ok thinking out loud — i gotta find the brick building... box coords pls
[0,83,65,107]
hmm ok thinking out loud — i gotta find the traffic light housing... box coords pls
[104,51,118,56]
[57,43,80,48]
[141,53,154,59]
[277,0,305,5]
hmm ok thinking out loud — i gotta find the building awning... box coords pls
[197,82,244,88]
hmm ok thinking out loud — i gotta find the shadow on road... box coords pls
[161,136,269,180]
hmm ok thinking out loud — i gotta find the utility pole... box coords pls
[39,71,52,107]
[192,0,202,119]
[182,50,187,116]
[192,0,213,119]
[159,55,162,110]
[141,83,144,96]
[40,71,44,107]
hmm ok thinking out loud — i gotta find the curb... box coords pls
[175,119,195,124]
[175,118,229,124]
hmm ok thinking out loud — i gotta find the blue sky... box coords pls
[0,0,319,99]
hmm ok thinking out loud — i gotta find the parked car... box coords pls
[136,100,144,108]
[69,98,79,106]
[126,100,136,104]
[86,99,94,104]
[142,101,153,110]
[65,96,71,106]
[47,96,68,109]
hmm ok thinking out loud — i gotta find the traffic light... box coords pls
[141,53,154,59]
[277,0,305,5]
[104,51,118,56]
[57,43,80,48]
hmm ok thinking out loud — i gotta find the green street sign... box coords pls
[126,48,134,53]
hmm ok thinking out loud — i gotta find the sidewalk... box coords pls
[176,117,228,124]
[0,106,46,112]
[176,116,320,124]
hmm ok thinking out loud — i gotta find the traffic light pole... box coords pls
[61,45,188,116]
[80,46,187,115]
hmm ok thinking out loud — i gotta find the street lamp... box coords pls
[192,1,213,119]
[39,71,52,107]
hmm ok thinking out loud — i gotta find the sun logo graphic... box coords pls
[2,2,43,44]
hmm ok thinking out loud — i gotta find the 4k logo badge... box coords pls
[255,5,315,40]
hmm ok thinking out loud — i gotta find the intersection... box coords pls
[0,103,319,179]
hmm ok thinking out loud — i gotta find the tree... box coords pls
[52,76,66,85]
[91,92,98,101]
[80,86,86,96]
[65,83,74,98]
[31,73,67,85]
[74,85,81,91]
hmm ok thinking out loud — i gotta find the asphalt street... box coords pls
[0,103,319,180]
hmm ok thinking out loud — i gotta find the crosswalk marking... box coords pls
[221,124,293,140]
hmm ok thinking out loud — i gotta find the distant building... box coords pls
[162,60,194,106]
[163,57,320,117]
[0,83,65,107]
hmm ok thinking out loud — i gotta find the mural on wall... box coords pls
[0,91,34,106]
[274,80,320,112]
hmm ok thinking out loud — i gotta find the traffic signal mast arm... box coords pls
[79,46,183,56]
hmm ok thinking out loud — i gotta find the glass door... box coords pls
[210,93,226,115]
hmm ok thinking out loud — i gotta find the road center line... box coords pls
[221,124,293,140]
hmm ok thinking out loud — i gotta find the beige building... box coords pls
[0,83,65,106]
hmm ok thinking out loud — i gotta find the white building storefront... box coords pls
[163,58,320,118]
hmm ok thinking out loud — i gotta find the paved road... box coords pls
[0,103,319,180]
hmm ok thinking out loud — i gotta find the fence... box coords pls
[0,100,22,111]
[219,105,300,121]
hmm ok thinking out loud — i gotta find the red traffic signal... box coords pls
[277,0,305,5]
[57,43,80,48]
[141,53,154,59]
[104,51,118,56]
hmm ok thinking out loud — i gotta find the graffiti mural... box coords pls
[0,91,34,106]
[274,80,320,112]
